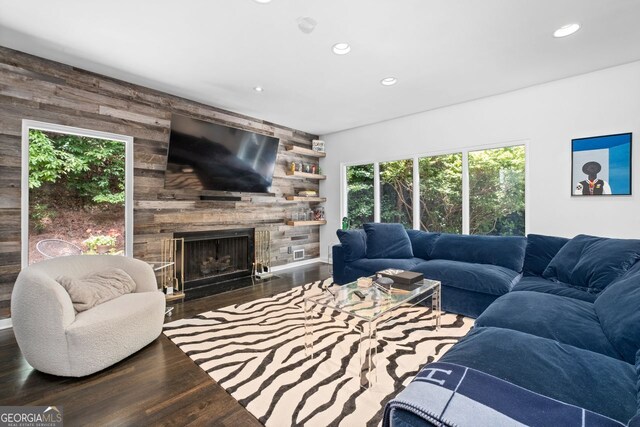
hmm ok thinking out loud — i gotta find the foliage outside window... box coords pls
[346,164,374,229]
[28,129,126,263]
[380,159,413,228]
[419,153,463,233]
[469,145,525,236]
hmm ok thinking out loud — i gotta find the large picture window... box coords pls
[342,143,526,235]
[380,159,413,229]
[469,145,526,236]
[418,153,463,233]
[345,164,374,229]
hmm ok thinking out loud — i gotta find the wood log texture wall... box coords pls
[0,46,322,317]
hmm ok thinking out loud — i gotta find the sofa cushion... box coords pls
[57,267,136,313]
[543,234,640,293]
[345,257,424,280]
[476,291,621,359]
[512,276,598,302]
[595,272,640,364]
[440,327,637,424]
[405,229,440,260]
[336,229,367,262]
[412,259,520,296]
[522,234,569,277]
[364,223,413,259]
[429,233,526,272]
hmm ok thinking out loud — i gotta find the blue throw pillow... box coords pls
[336,229,366,262]
[522,234,569,277]
[543,234,640,292]
[405,229,440,260]
[364,223,413,259]
[594,272,640,364]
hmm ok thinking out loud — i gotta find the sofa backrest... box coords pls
[594,269,640,364]
[522,234,570,277]
[430,233,527,272]
[406,229,440,260]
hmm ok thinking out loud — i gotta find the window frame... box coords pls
[341,140,529,235]
[21,120,134,267]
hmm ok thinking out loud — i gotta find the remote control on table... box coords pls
[353,290,366,300]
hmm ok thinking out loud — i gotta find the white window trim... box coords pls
[341,139,529,235]
[21,120,134,267]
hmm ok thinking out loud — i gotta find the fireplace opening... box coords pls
[174,229,254,290]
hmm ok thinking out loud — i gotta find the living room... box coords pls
[1,1,640,426]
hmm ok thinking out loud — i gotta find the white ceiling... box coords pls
[1,0,640,136]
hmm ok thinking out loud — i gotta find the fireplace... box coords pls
[174,229,254,290]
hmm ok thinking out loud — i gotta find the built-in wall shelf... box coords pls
[285,171,326,180]
[286,220,327,227]
[285,145,326,158]
[285,196,326,202]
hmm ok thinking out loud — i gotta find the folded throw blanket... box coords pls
[383,362,625,427]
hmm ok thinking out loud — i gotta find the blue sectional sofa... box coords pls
[331,225,640,426]
[332,223,527,317]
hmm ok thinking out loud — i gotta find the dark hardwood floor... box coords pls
[0,262,332,426]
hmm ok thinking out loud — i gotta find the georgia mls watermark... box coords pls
[0,406,63,427]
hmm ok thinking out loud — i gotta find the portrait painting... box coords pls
[572,133,632,196]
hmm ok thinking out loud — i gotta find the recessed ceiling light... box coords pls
[553,23,581,38]
[254,86,264,92]
[380,77,398,86]
[332,43,351,55]
[253,0,272,4]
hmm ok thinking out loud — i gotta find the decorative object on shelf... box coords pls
[254,230,272,279]
[298,190,318,197]
[303,163,311,173]
[295,162,301,172]
[313,206,325,221]
[290,161,296,173]
[312,139,325,153]
[311,164,317,174]
[571,133,632,196]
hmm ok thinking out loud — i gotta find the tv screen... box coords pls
[165,115,280,193]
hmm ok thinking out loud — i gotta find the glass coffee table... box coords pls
[303,278,441,388]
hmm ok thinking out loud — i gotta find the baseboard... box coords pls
[0,318,12,330]
[271,257,325,272]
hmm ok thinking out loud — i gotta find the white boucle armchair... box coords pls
[11,255,166,377]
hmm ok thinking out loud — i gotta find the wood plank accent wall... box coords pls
[0,46,322,316]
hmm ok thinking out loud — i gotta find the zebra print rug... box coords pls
[163,278,473,426]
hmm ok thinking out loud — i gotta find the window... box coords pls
[380,159,413,228]
[22,121,133,266]
[418,153,463,233]
[341,143,526,236]
[345,164,374,229]
[469,145,526,236]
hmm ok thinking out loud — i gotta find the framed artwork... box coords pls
[312,139,325,153]
[571,133,632,196]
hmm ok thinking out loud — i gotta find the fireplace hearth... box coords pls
[174,229,254,290]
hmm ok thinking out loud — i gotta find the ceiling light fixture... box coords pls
[332,43,351,55]
[253,86,264,92]
[553,23,581,38]
[253,0,272,4]
[380,77,398,86]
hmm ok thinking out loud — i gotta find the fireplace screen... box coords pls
[175,229,254,289]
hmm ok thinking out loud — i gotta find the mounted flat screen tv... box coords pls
[165,115,280,193]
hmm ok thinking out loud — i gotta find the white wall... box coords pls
[320,61,640,260]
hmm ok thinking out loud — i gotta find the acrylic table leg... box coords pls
[359,320,377,389]
[304,299,314,358]
[432,285,441,330]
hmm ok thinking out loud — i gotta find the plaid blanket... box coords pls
[383,362,626,427]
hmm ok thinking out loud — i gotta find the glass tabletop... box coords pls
[305,279,440,322]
